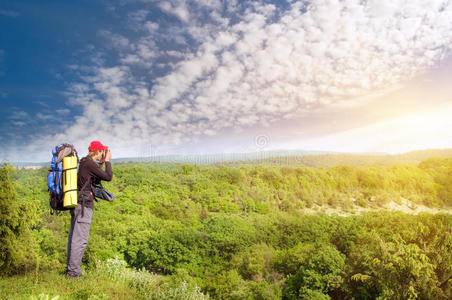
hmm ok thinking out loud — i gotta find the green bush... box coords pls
[94,257,208,299]
[0,163,39,275]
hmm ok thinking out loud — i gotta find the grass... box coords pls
[0,258,209,300]
[0,270,138,300]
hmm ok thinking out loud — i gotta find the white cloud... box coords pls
[120,54,143,65]
[128,9,148,25]
[5,0,452,161]
[97,30,130,50]
[9,110,29,120]
[144,21,159,33]
[12,121,26,127]
[0,10,19,17]
[159,1,190,22]
[36,112,52,120]
[56,109,70,115]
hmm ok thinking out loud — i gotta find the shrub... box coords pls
[94,257,209,299]
[0,162,38,275]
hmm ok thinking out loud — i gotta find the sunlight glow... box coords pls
[301,102,452,154]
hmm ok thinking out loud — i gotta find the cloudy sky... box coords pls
[1,0,452,162]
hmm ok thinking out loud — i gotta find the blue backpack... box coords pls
[47,143,79,214]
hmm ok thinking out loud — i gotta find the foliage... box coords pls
[1,159,452,299]
[93,256,209,300]
[225,149,452,168]
[0,162,38,275]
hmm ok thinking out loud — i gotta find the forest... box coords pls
[224,148,452,168]
[0,157,451,299]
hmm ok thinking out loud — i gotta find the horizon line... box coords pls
[4,147,452,165]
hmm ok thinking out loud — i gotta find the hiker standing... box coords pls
[66,140,113,278]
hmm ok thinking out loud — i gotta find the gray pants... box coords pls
[66,205,93,277]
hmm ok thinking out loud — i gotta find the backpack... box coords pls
[47,143,79,214]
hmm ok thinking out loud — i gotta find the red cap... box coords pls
[89,141,108,151]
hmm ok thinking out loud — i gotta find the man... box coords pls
[66,140,113,278]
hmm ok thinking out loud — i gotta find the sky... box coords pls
[1,0,452,162]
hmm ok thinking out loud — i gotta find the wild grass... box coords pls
[0,257,208,300]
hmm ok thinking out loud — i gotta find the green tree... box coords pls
[0,163,37,274]
[347,231,441,299]
[282,244,345,299]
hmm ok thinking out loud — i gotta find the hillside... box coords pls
[1,158,451,299]
[224,148,452,168]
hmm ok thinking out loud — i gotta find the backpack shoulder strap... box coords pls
[80,176,91,192]
[79,175,92,218]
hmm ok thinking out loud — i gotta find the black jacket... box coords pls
[77,156,113,208]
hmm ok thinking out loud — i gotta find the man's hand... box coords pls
[105,150,112,162]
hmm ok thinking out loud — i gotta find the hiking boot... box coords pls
[66,273,83,279]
